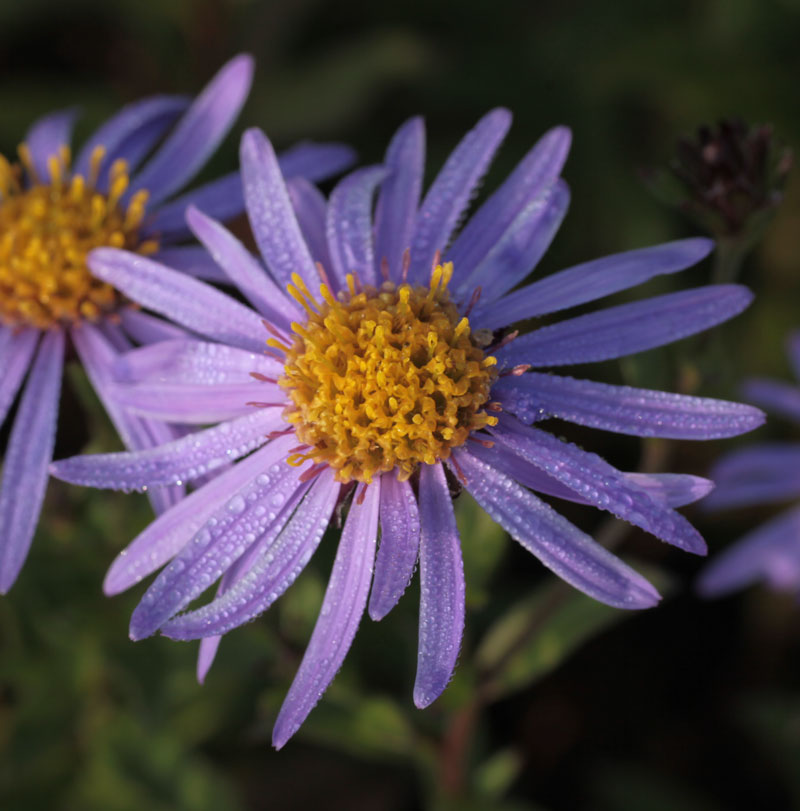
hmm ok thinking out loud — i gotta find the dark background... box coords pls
[2,1,800,809]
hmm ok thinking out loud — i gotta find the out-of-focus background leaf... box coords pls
[2,0,800,809]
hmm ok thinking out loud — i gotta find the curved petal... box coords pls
[197,636,222,684]
[493,371,764,439]
[88,248,269,352]
[697,506,800,597]
[129,434,311,639]
[474,237,714,330]
[449,125,571,295]
[489,416,706,553]
[152,245,230,282]
[24,108,77,180]
[0,330,64,592]
[450,448,660,609]
[0,328,40,430]
[102,439,293,595]
[72,323,184,515]
[185,206,300,328]
[408,109,512,284]
[129,54,254,205]
[741,378,800,422]
[113,339,281,385]
[414,462,465,708]
[374,116,425,282]
[164,469,340,639]
[368,469,421,620]
[50,407,282,489]
[496,285,753,368]
[455,180,570,305]
[119,308,190,344]
[287,178,331,270]
[240,128,318,290]
[326,166,386,291]
[272,480,380,750]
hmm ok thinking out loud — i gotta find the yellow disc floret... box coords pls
[278,262,498,484]
[0,142,158,329]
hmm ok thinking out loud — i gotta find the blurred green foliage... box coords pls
[2,0,800,809]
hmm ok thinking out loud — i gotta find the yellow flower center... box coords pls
[0,143,158,329]
[277,262,498,484]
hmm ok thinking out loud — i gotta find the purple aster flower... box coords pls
[51,110,764,748]
[0,54,355,593]
[697,332,800,596]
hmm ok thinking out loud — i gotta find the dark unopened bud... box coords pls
[643,118,793,241]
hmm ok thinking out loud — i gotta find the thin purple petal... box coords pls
[494,371,764,439]
[413,462,465,708]
[88,248,269,352]
[129,54,254,205]
[197,636,222,684]
[373,116,425,282]
[277,141,357,183]
[272,480,380,750]
[326,166,386,291]
[408,108,512,284]
[151,245,230,282]
[287,178,332,270]
[24,109,77,180]
[474,237,714,330]
[741,378,800,422]
[368,469,421,620]
[0,328,39,430]
[119,309,189,344]
[450,448,661,609]
[496,285,753,368]
[0,330,64,592]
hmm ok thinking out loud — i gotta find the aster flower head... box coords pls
[698,332,800,597]
[0,54,355,592]
[52,110,764,748]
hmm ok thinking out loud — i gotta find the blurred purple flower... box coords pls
[0,54,355,593]
[698,332,800,597]
[51,111,763,748]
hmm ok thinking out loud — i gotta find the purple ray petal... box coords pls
[51,407,282,489]
[103,440,292,594]
[272,480,380,750]
[277,141,357,183]
[129,54,254,206]
[88,248,269,352]
[373,116,425,282]
[408,108,512,284]
[468,441,712,509]
[72,323,184,515]
[240,128,318,290]
[494,371,764,439]
[108,381,274,423]
[113,338,281,385]
[703,444,800,511]
[413,462,465,708]
[455,180,570,306]
[368,469,421,620]
[496,285,753,368]
[74,95,189,179]
[129,435,311,639]
[24,109,77,180]
[450,448,660,609]
[119,308,190,344]
[326,166,386,291]
[474,238,713,330]
[186,206,301,328]
[449,125,571,293]
[164,469,340,639]
[144,173,243,241]
[287,178,331,270]
[0,330,64,592]
[489,416,706,553]
[697,505,800,597]
[0,328,39,430]
[151,245,229,282]
[197,636,222,683]
[741,378,800,422]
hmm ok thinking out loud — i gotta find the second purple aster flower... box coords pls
[51,109,765,748]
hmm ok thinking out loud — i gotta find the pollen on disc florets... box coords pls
[0,143,158,329]
[276,262,498,484]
